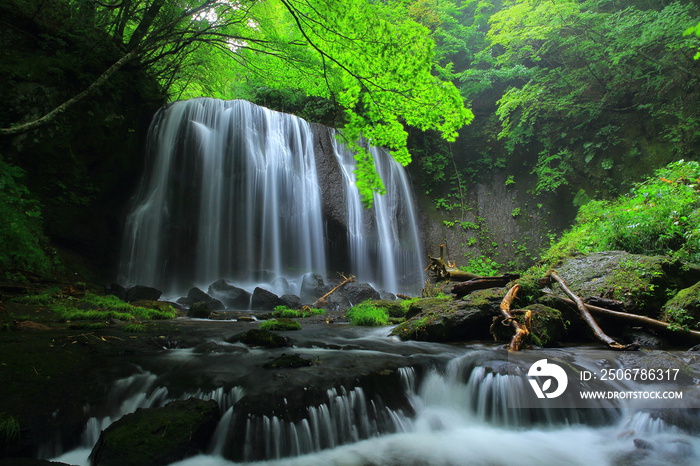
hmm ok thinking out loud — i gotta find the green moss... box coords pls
[345,301,390,326]
[662,282,700,330]
[259,318,301,331]
[272,305,325,318]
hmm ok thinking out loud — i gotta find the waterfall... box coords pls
[119,98,424,296]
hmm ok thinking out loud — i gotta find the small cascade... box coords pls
[238,386,412,461]
[119,98,424,296]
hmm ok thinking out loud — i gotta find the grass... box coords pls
[345,300,389,326]
[272,305,325,318]
[11,289,177,324]
[0,412,20,443]
[259,318,301,331]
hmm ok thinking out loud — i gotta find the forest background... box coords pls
[1,0,699,283]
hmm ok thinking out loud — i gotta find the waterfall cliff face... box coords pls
[119,98,424,296]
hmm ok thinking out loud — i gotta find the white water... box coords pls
[119,98,424,296]
[50,342,700,466]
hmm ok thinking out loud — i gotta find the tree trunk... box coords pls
[452,274,520,297]
[0,50,138,136]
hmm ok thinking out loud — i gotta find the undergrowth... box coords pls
[542,160,700,265]
[12,289,176,323]
[345,300,389,326]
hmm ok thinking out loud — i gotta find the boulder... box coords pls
[490,303,566,347]
[230,329,291,348]
[177,287,225,310]
[554,251,700,317]
[390,289,505,342]
[661,281,700,329]
[125,285,162,303]
[251,287,286,311]
[106,283,127,301]
[300,273,327,304]
[341,282,381,305]
[280,294,302,310]
[89,398,219,466]
[187,302,212,319]
[207,279,251,309]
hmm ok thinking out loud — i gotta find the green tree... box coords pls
[1,0,472,203]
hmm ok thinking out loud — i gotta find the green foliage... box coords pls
[123,323,147,332]
[345,300,390,326]
[12,290,177,323]
[272,305,325,318]
[0,412,20,443]
[543,160,700,264]
[460,256,503,276]
[0,159,57,278]
[259,318,301,331]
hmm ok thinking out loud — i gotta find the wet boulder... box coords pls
[280,294,302,310]
[230,329,291,348]
[177,287,225,311]
[300,273,327,304]
[125,285,162,303]
[89,398,219,466]
[390,289,505,342]
[207,279,251,309]
[187,302,212,319]
[251,287,286,311]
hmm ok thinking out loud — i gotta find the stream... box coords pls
[47,321,700,466]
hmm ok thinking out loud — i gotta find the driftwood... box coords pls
[497,284,531,351]
[452,274,520,297]
[427,244,479,282]
[546,293,700,344]
[549,271,637,351]
[312,274,356,307]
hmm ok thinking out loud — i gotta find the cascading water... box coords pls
[118,98,424,296]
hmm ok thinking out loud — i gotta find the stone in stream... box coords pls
[177,287,225,310]
[89,398,219,466]
[207,279,251,309]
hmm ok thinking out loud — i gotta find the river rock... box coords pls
[177,287,225,310]
[187,302,212,319]
[207,279,251,309]
[300,273,327,304]
[340,282,381,305]
[230,329,291,348]
[89,398,219,466]
[554,251,700,317]
[390,289,505,342]
[126,285,162,303]
[661,281,700,328]
[106,283,127,301]
[251,287,286,311]
[280,294,302,310]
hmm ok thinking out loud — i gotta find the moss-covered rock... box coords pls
[661,281,700,330]
[231,329,291,348]
[390,289,505,342]
[259,318,302,331]
[555,251,700,317]
[371,299,406,318]
[89,398,219,466]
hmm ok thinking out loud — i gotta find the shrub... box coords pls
[345,301,389,326]
[543,160,700,264]
[0,159,58,278]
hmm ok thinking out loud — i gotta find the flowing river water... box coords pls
[48,322,700,466]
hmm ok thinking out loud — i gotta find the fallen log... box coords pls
[312,274,356,307]
[427,244,479,282]
[545,293,700,344]
[498,284,530,351]
[452,274,520,297]
[549,271,637,351]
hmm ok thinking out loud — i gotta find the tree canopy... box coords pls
[2,0,473,203]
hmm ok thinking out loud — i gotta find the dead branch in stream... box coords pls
[497,284,530,351]
[545,292,700,344]
[548,271,637,351]
[312,274,356,307]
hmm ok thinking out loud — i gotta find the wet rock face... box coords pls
[207,279,251,309]
[177,287,225,311]
[89,398,219,466]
